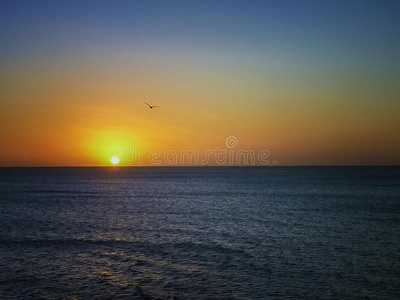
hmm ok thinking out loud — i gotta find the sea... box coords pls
[0,166,399,299]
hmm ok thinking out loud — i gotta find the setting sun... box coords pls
[111,156,119,165]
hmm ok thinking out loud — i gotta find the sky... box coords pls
[1,0,399,166]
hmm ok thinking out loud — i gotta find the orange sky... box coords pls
[1,54,399,166]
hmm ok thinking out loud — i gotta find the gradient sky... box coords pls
[1,0,399,166]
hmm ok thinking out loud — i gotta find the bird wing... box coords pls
[144,102,151,107]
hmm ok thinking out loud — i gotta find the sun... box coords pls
[111,156,119,165]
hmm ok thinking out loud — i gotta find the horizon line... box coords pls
[0,165,399,168]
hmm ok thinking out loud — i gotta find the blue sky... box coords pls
[2,0,399,61]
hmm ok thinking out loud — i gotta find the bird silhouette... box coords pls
[144,102,159,109]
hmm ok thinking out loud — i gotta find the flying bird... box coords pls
[144,102,159,109]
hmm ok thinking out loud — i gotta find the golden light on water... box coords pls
[111,156,119,165]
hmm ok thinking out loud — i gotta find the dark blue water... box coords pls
[0,167,399,299]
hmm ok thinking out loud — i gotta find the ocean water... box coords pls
[0,166,399,299]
